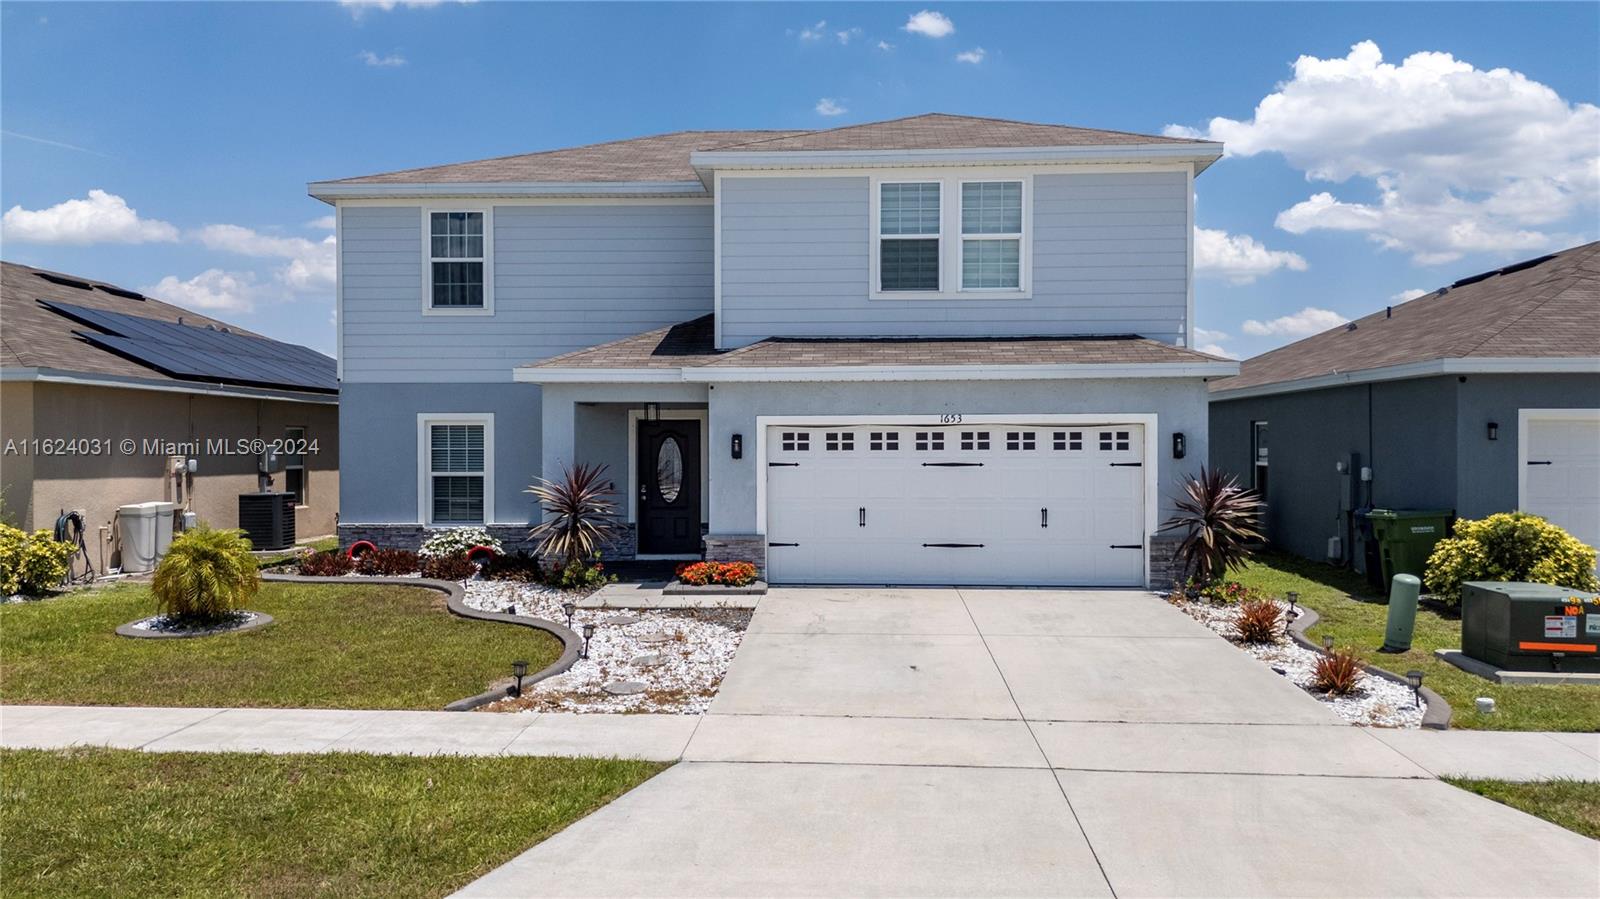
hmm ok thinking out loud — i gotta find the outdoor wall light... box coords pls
[645,402,660,422]
[1172,432,1186,459]
[581,622,597,659]
[561,601,576,629]
[1487,421,1499,441]
[1405,670,1424,708]
[731,433,743,460]
[511,659,529,697]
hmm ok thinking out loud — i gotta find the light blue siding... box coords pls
[339,203,713,383]
[717,172,1190,348]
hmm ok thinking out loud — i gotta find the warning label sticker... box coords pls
[1545,616,1578,639]
[1587,616,1600,636]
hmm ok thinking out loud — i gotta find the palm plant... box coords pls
[151,527,260,622]
[525,463,622,568]
[1161,467,1264,587]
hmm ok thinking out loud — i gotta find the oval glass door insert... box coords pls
[656,437,684,503]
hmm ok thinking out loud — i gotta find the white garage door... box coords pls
[765,423,1146,586]
[1523,411,1600,556]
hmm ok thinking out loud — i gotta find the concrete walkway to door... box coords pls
[459,587,1598,898]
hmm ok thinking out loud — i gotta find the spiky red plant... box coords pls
[1161,467,1264,586]
[525,463,622,568]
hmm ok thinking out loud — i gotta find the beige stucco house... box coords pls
[0,262,338,568]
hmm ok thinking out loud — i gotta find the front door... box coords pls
[637,419,701,554]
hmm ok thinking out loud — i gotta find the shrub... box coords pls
[1312,648,1363,695]
[298,550,354,577]
[484,550,544,583]
[1188,579,1264,605]
[1232,598,1281,644]
[0,525,77,596]
[420,552,477,581]
[544,555,614,591]
[151,528,260,623]
[526,463,622,568]
[676,560,760,587]
[418,527,502,560]
[1161,467,1264,586]
[1425,512,1599,602]
[356,548,419,577]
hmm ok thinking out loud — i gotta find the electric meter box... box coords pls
[1460,581,1600,673]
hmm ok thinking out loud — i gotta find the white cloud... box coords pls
[836,27,863,45]
[876,40,895,52]
[955,47,986,65]
[305,215,337,230]
[815,98,847,117]
[1193,226,1308,284]
[1194,326,1230,344]
[1166,40,1600,264]
[2,190,178,244]
[340,0,473,18]
[1192,327,1242,360]
[1390,288,1429,302]
[1196,343,1242,360]
[1242,307,1350,338]
[192,224,336,293]
[143,269,261,313]
[903,10,954,38]
[798,19,827,41]
[358,50,407,67]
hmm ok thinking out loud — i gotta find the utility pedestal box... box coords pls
[1460,582,1600,673]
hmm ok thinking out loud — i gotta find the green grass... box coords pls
[1233,551,1600,732]
[255,536,339,569]
[1443,778,1600,840]
[0,747,667,898]
[0,582,561,709]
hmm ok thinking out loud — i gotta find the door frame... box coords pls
[1517,408,1600,512]
[755,413,1160,586]
[627,409,709,559]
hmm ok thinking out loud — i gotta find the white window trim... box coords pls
[421,205,494,316]
[284,425,308,509]
[956,177,1030,295]
[868,172,1033,301]
[416,413,496,525]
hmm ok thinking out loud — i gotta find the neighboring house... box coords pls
[1209,242,1600,571]
[311,113,1236,587]
[0,262,339,563]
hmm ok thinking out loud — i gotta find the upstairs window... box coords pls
[427,210,490,312]
[961,181,1023,290]
[878,182,941,292]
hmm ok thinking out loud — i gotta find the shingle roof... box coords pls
[711,112,1209,153]
[326,130,806,185]
[524,316,1229,373]
[1211,242,1600,395]
[1,261,331,394]
[323,114,1209,185]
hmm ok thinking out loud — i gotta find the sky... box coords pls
[2,1,1596,359]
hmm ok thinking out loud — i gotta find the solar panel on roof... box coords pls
[36,272,94,290]
[95,284,146,301]
[38,299,335,393]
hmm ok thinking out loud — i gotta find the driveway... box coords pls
[459,588,1598,898]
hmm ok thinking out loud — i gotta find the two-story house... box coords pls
[309,113,1236,588]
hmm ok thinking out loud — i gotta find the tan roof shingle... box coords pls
[711,112,1209,153]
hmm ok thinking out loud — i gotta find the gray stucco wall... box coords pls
[1209,372,1600,561]
[339,202,713,383]
[717,171,1189,348]
[705,377,1212,534]
[338,381,543,525]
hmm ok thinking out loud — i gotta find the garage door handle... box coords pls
[923,543,984,548]
[768,542,799,548]
[923,462,984,467]
[1110,544,1143,550]
[1109,462,1142,468]
[859,507,866,528]
[1526,460,1553,466]
[1041,508,1048,528]
[769,462,800,467]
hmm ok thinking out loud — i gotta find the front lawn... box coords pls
[0,747,666,898]
[1444,778,1600,840]
[0,581,561,709]
[255,535,340,569]
[1233,551,1600,732]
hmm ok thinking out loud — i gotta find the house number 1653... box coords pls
[939,413,964,424]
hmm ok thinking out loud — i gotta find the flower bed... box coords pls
[675,560,759,587]
[1173,593,1425,728]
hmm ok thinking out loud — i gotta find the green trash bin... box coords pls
[1366,509,1454,594]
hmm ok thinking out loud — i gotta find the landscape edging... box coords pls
[261,573,582,711]
[1287,606,1452,730]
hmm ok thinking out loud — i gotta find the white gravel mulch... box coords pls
[1173,597,1425,728]
[460,579,750,715]
[128,611,262,635]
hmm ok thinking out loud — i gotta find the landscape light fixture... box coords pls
[511,659,529,697]
[1486,421,1499,441]
[562,601,576,628]
[1405,670,1424,708]
[1323,634,1335,653]
[581,622,597,659]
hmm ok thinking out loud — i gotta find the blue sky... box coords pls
[3,1,1596,358]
